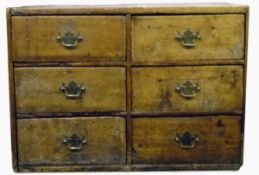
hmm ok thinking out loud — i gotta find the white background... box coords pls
[0,0,258,174]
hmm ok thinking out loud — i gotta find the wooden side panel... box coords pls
[15,67,126,114]
[17,117,126,166]
[132,66,243,113]
[132,15,245,62]
[132,116,241,164]
[12,16,126,62]
[7,8,18,171]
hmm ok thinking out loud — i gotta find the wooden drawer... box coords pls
[17,117,126,166]
[12,16,126,62]
[132,15,245,63]
[132,116,241,164]
[132,66,243,113]
[15,67,126,114]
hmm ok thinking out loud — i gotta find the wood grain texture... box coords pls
[17,163,241,172]
[132,15,244,62]
[13,59,245,68]
[10,4,248,15]
[240,8,249,166]
[12,16,126,62]
[132,66,243,113]
[7,8,18,172]
[132,116,241,164]
[125,14,133,164]
[17,117,126,166]
[15,67,126,114]
[7,4,248,172]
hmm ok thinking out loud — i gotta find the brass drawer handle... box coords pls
[57,31,83,49]
[176,29,201,48]
[176,80,201,99]
[62,134,87,151]
[60,81,86,99]
[175,132,200,149]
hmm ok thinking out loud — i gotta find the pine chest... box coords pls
[7,4,249,172]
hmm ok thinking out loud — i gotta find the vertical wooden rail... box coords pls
[7,8,18,172]
[126,14,132,167]
[241,7,249,166]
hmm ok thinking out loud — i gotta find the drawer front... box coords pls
[17,117,126,166]
[132,116,241,164]
[132,66,243,113]
[15,67,126,114]
[12,16,126,61]
[132,15,244,62]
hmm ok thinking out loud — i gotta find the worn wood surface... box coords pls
[17,163,241,172]
[132,15,244,62]
[13,59,245,67]
[7,8,18,172]
[15,67,126,114]
[10,4,248,15]
[17,117,126,166]
[125,14,133,164]
[7,4,248,172]
[132,116,241,164]
[132,66,243,113]
[240,9,249,165]
[12,16,126,62]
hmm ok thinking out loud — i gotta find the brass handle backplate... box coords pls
[57,31,83,49]
[176,29,201,48]
[175,132,199,149]
[62,134,87,151]
[176,80,201,99]
[60,81,86,99]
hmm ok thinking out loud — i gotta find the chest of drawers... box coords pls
[7,4,249,172]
